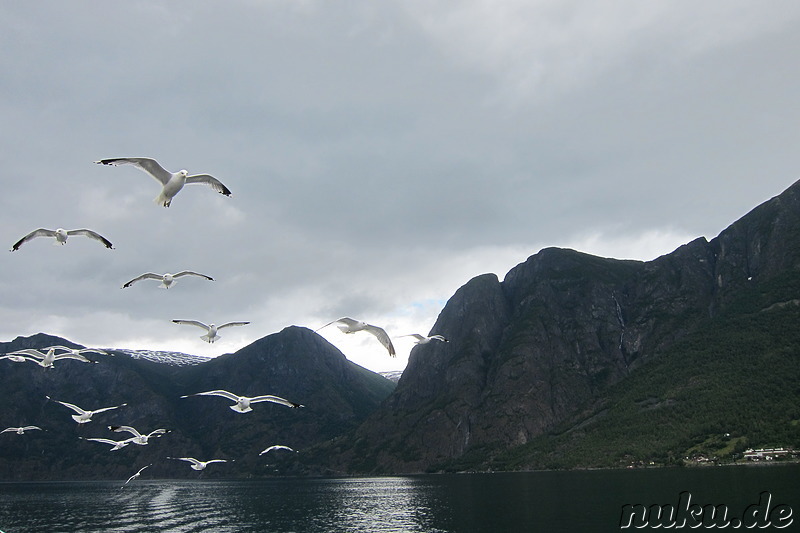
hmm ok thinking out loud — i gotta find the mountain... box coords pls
[319,179,800,473]
[0,327,395,481]
[4,180,800,479]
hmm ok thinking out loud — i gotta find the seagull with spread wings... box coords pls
[259,445,297,455]
[108,425,169,445]
[122,271,214,289]
[168,457,229,471]
[317,317,396,357]
[398,333,449,345]
[95,157,231,207]
[181,389,303,413]
[46,396,127,424]
[5,347,97,368]
[172,319,250,343]
[1,426,42,435]
[122,464,151,487]
[10,228,113,251]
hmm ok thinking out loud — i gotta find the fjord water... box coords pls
[0,466,798,532]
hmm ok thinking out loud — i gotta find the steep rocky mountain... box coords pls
[0,327,394,481]
[323,179,800,473]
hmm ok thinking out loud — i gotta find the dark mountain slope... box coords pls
[329,179,800,473]
[0,327,394,481]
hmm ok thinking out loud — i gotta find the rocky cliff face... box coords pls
[342,179,800,473]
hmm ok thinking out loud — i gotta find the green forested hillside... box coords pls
[482,273,800,471]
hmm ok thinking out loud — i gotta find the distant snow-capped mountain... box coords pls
[112,348,212,366]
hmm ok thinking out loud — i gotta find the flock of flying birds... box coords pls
[3,156,448,485]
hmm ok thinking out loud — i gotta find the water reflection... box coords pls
[0,467,797,532]
[324,476,446,532]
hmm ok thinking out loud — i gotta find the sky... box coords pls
[1,1,799,373]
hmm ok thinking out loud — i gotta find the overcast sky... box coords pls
[1,1,799,373]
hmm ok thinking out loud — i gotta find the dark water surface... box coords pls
[0,465,798,532]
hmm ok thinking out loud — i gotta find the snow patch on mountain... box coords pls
[114,348,212,366]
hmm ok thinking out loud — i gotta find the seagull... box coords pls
[1,426,42,435]
[123,464,151,487]
[5,347,96,368]
[167,457,229,471]
[259,445,297,455]
[10,228,113,251]
[181,390,303,413]
[46,396,127,424]
[399,333,449,345]
[95,157,232,207]
[108,425,169,445]
[317,317,396,357]
[122,271,214,289]
[80,437,134,451]
[172,319,250,343]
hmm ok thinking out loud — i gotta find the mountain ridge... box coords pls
[0,327,395,480]
[3,179,800,478]
[316,178,800,473]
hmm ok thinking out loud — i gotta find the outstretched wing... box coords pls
[7,349,46,360]
[364,324,396,357]
[173,271,214,281]
[172,319,211,331]
[109,425,142,438]
[10,228,56,251]
[185,174,232,196]
[53,352,95,363]
[82,437,117,445]
[217,321,250,330]
[169,457,201,466]
[92,403,127,415]
[316,317,357,332]
[47,397,86,415]
[251,395,304,409]
[50,345,107,355]
[122,273,163,288]
[95,157,172,185]
[65,229,113,249]
[181,389,239,402]
[0,354,38,364]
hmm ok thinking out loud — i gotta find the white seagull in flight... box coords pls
[10,228,113,251]
[168,457,229,471]
[95,157,232,207]
[259,445,297,455]
[398,334,449,345]
[1,426,42,435]
[122,271,214,289]
[123,464,152,487]
[181,389,303,413]
[5,347,97,368]
[172,319,250,343]
[317,317,396,357]
[108,425,169,445]
[46,396,127,424]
